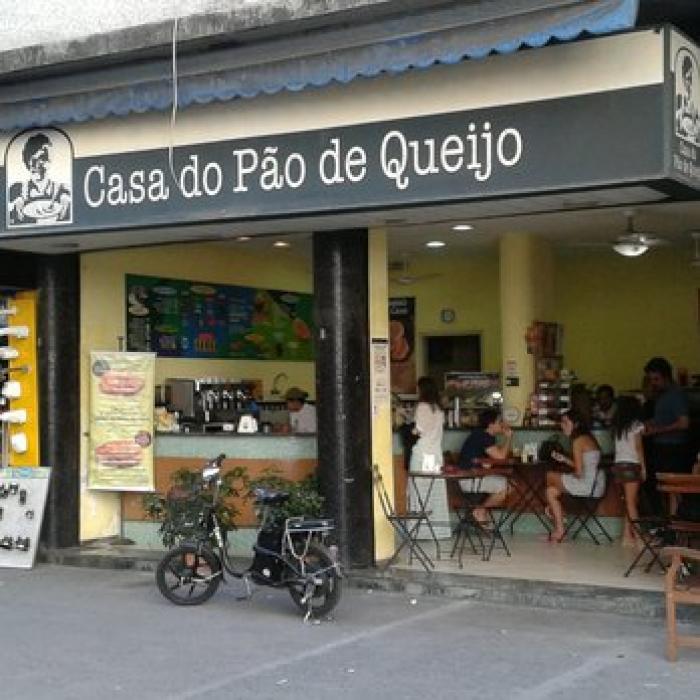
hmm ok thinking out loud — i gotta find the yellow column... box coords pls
[499,234,553,420]
[368,227,395,561]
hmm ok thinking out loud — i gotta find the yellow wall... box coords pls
[554,248,700,390]
[388,252,502,380]
[79,241,313,540]
[368,228,396,560]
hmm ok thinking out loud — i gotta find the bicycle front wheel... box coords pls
[156,543,222,606]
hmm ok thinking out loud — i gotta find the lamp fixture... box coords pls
[235,235,251,242]
[273,241,290,248]
[452,224,473,231]
[611,211,665,257]
[426,240,446,248]
[612,241,649,257]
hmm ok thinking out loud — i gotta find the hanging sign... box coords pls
[87,351,155,491]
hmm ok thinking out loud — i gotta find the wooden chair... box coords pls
[657,473,700,548]
[663,546,700,661]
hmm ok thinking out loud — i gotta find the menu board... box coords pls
[126,275,314,361]
[87,352,155,491]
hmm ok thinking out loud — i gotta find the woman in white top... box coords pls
[410,376,450,539]
[546,410,602,543]
[612,395,646,546]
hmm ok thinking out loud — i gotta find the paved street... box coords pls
[0,565,697,699]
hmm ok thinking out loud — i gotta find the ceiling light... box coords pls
[236,236,251,242]
[426,240,446,248]
[273,241,290,248]
[612,242,648,257]
[452,224,473,231]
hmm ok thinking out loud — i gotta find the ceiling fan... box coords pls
[611,211,668,257]
[389,255,442,285]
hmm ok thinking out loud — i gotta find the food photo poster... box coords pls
[87,351,156,491]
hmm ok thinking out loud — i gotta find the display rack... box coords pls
[525,322,574,428]
[0,292,48,569]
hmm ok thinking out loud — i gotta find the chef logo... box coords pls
[5,128,73,228]
[674,47,700,146]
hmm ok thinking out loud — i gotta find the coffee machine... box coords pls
[194,378,259,431]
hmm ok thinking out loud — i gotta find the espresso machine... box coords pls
[194,378,259,431]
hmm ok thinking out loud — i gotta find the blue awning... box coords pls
[0,0,639,131]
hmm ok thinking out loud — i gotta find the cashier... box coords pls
[285,387,317,434]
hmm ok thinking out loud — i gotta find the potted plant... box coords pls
[249,470,325,530]
[143,466,249,549]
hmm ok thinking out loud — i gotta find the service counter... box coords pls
[121,427,621,549]
[121,433,318,549]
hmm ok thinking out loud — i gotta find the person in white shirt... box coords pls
[612,395,646,546]
[285,387,317,433]
[410,376,450,539]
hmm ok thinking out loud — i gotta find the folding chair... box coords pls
[372,464,434,572]
[611,462,666,577]
[563,467,613,545]
[450,468,512,565]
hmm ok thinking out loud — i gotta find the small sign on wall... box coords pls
[371,338,390,416]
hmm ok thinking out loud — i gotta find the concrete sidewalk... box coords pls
[39,540,681,621]
[0,564,698,699]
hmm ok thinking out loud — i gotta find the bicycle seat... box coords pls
[252,487,290,505]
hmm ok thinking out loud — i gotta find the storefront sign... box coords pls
[669,29,700,187]
[0,85,675,237]
[126,274,313,360]
[88,351,155,491]
[389,297,416,394]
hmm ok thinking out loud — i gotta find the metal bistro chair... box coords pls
[611,462,666,577]
[562,466,613,545]
[450,467,512,566]
[372,464,434,573]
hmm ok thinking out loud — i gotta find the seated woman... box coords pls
[457,409,513,525]
[545,410,603,543]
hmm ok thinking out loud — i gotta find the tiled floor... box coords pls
[394,532,665,592]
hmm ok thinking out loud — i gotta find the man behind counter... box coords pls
[284,387,317,434]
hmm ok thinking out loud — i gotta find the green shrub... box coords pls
[142,466,249,548]
[250,470,325,529]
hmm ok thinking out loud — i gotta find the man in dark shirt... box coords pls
[458,409,512,524]
[643,357,692,514]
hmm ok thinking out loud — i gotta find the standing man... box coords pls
[643,357,691,514]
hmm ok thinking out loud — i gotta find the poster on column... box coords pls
[87,351,156,491]
[389,297,416,394]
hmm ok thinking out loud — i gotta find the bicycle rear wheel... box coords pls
[156,543,222,606]
[287,542,341,618]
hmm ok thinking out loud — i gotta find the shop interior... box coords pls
[3,193,699,586]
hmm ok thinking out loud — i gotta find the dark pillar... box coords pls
[37,254,80,549]
[313,230,373,568]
